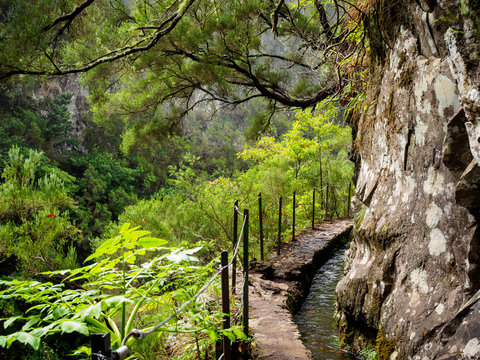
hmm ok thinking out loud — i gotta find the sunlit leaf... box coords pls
[125,255,136,264]
[137,237,168,248]
[167,248,201,263]
[102,296,134,309]
[85,237,118,261]
[61,321,89,336]
[207,328,218,341]
[53,306,69,320]
[120,223,131,234]
[4,316,22,329]
[73,345,91,356]
[120,224,141,235]
[11,332,41,350]
[21,316,41,331]
[104,273,118,281]
[223,329,235,342]
[232,327,247,340]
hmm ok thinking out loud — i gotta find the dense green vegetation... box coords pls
[102,106,352,260]
[0,146,80,276]
[0,99,352,358]
[0,0,371,358]
[0,83,273,242]
[0,224,234,359]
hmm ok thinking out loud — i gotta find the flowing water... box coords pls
[294,248,358,360]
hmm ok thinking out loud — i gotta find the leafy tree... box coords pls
[70,150,139,236]
[0,146,82,276]
[42,92,74,152]
[0,0,371,142]
[102,105,353,260]
[0,85,75,166]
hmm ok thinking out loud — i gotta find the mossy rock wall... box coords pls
[337,1,480,359]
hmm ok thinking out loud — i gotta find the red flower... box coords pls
[47,214,55,218]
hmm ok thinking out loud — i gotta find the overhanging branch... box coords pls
[168,47,338,109]
[0,0,197,80]
[43,0,96,32]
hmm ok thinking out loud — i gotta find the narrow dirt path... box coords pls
[248,219,353,360]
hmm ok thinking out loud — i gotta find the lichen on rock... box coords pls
[337,1,480,359]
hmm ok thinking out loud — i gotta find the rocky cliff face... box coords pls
[33,74,91,153]
[336,1,480,359]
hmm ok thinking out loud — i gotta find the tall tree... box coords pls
[0,0,370,136]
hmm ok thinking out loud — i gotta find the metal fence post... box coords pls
[232,200,238,294]
[312,188,316,229]
[292,191,296,241]
[243,209,249,338]
[325,185,329,220]
[91,333,129,360]
[258,193,264,261]
[277,196,282,255]
[91,333,111,360]
[332,185,338,219]
[221,251,231,360]
[347,182,352,217]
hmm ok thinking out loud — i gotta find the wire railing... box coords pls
[90,182,353,360]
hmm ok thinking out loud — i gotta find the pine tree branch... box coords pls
[0,0,197,80]
[272,0,285,37]
[314,0,334,41]
[42,0,96,32]
[168,48,338,109]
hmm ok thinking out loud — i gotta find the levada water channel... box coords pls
[293,246,357,360]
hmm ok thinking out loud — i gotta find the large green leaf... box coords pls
[21,316,41,331]
[91,302,103,319]
[232,327,247,340]
[102,296,134,309]
[125,254,137,264]
[84,236,118,262]
[223,329,235,342]
[4,316,22,329]
[11,331,41,350]
[61,321,89,336]
[83,317,111,334]
[75,302,102,320]
[206,328,218,341]
[167,247,202,263]
[125,230,150,239]
[119,223,132,234]
[137,237,168,249]
[30,323,56,338]
[52,306,70,320]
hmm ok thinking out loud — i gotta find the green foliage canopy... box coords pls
[0,0,368,138]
